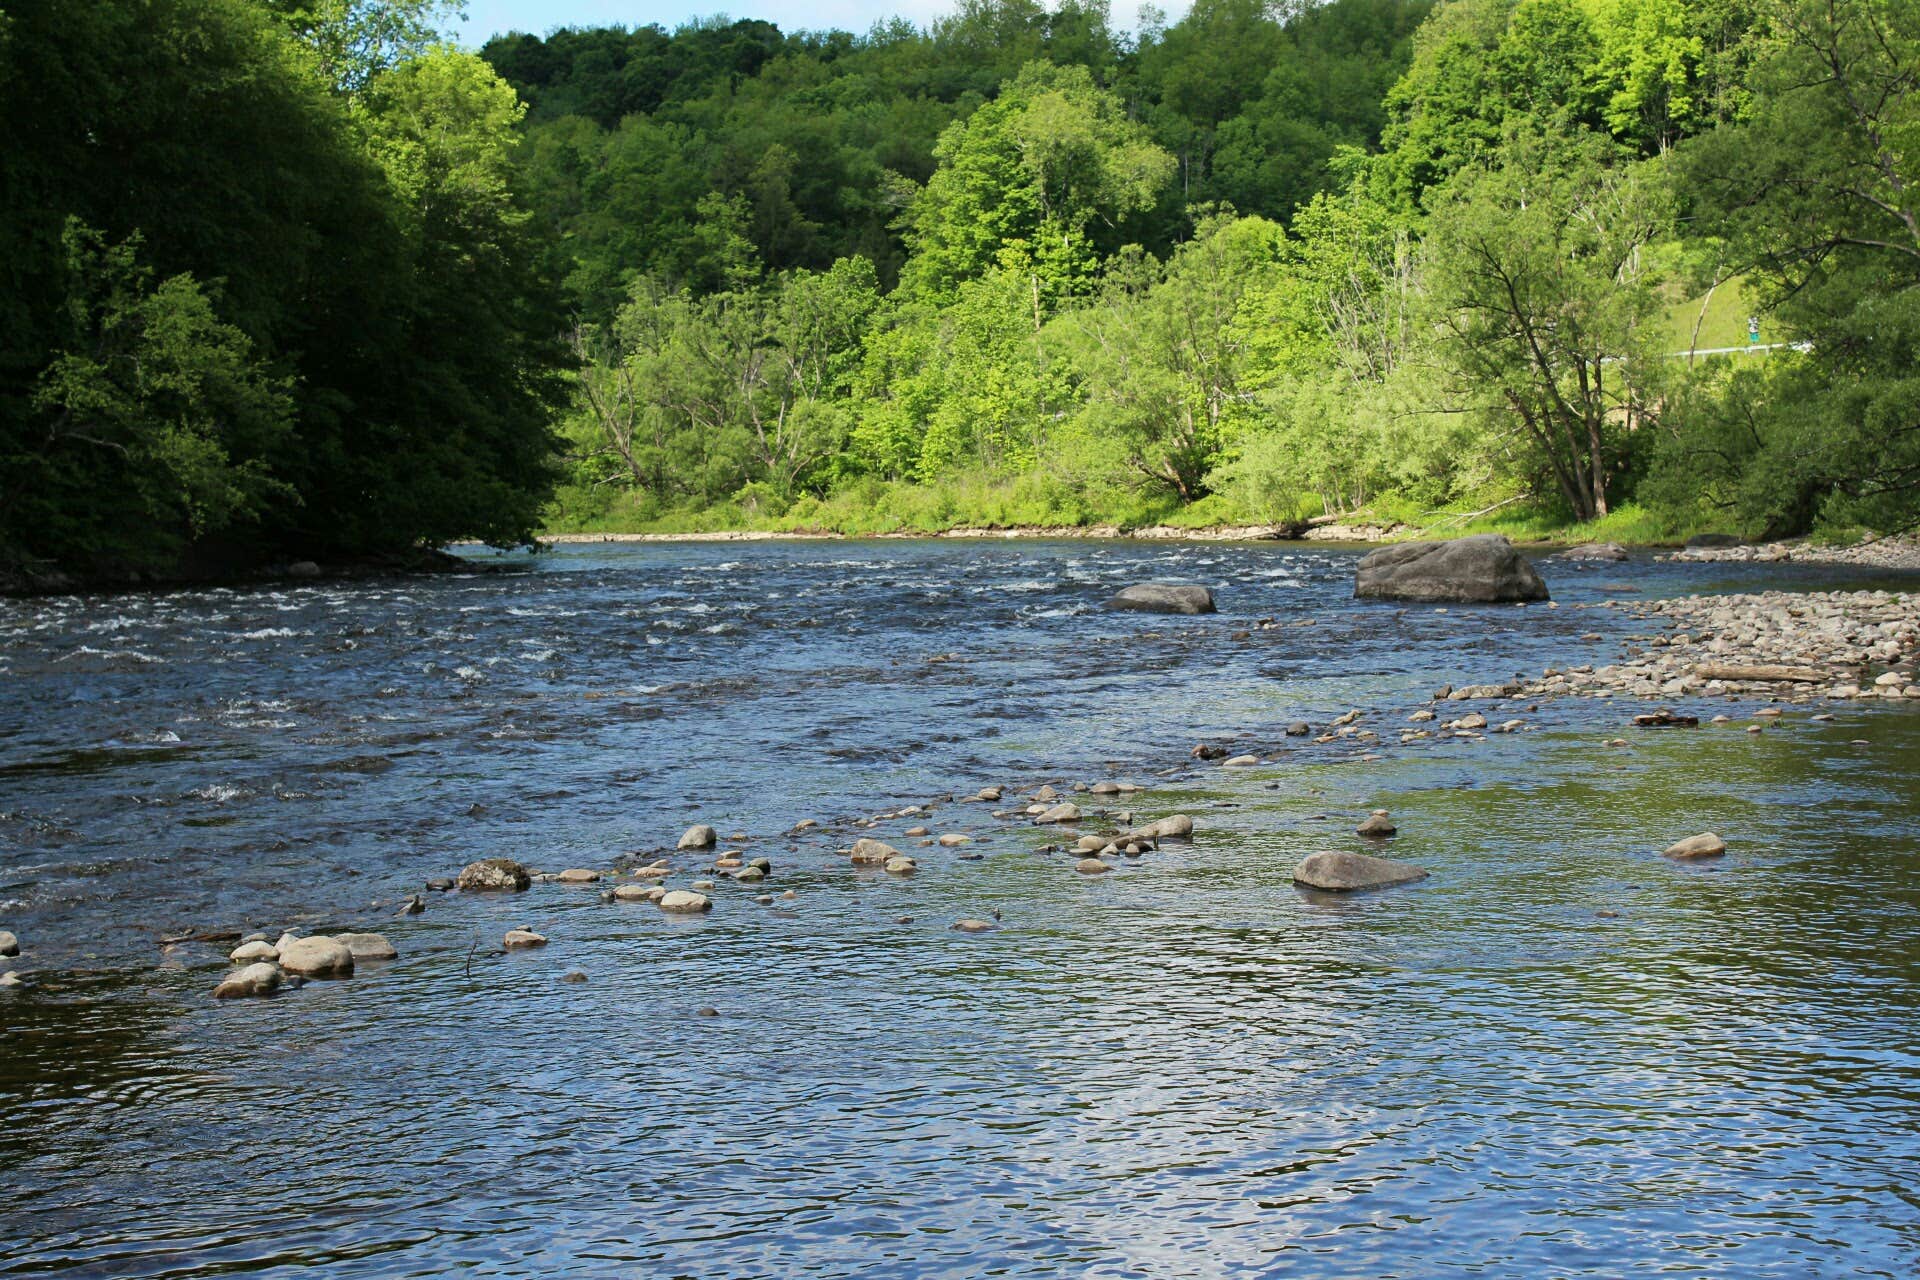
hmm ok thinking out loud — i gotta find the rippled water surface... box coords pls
[3,539,1919,1277]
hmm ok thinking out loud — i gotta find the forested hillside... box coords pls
[499,0,1920,542]
[2,0,1916,578]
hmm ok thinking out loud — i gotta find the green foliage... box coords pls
[899,62,1174,304]
[262,0,464,92]
[1057,214,1287,500]
[0,0,567,575]
[27,224,294,565]
[12,0,1914,573]
[1420,130,1673,520]
[1659,0,1920,535]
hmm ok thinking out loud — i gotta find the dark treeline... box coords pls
[2,0,1917,578]
[0,0,568,580]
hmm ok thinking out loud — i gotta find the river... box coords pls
[2,539,1918,1277]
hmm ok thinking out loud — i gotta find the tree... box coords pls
[1059,213,1287,500]
[323,48,571,551]
[27,223,294,565]
[1665,0,1920,532]
[263,0,467,93]
[1421,132,1671,520]
[899,61,1174,303]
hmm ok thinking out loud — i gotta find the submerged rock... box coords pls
[677,825,718,851]
[457,858,531,892]
[1293,850,1429,892]
[503,928,548,949]
[937,833,971,847]
[213,962,281,999]
[1109,583,1216,615]
[1355,534,1549,604]
[1561,542,1630,562]
[951,918,998,933]
[277,935,355,978]
[332,932,398,961]
[557,868,601,883]
[659,890,712,914]
[1664,832,1728,860]
[1033,802,1082,824]
[613,883,666,903]
[1074,858,1111,875]
[230,940,278,964]
[884,856,918,876]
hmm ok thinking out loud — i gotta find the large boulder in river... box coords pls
[458,858,530,892]
[1109,583,1216,615]
[1355,535,1548,604]
[1293,850,1429,892]
[1131,814,1193,840]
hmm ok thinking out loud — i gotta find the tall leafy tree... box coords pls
[1664,0,1920,532]
[1422,132,1672,521]
[899,61,1175,303]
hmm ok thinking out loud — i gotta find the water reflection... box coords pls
[1,542,1918,1275]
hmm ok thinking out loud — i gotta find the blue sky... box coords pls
[456,0,1175,44]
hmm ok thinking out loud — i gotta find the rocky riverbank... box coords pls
[1664,534,1920,570]
[538,518,1416,545]
[1508,588,1920,704]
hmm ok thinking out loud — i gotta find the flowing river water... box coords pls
[2,539,1918,1278]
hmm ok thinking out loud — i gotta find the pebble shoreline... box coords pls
[1664,534,1920,571]
[1512,588,1920,704]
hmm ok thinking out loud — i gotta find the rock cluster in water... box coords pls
[1108,583,1217,615]
[1665,535,1920,569]
[1514,590,1920,703]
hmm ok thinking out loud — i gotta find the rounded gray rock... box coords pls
[331,932,398,961]
[1355,535,1549,604]
[213,962,281,999]
[277,935,355,978]
[1109,583,1217,615]
[1293,850,1429,892]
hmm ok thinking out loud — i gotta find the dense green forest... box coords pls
[2,0,1917,578]
[503,0,1920,541]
